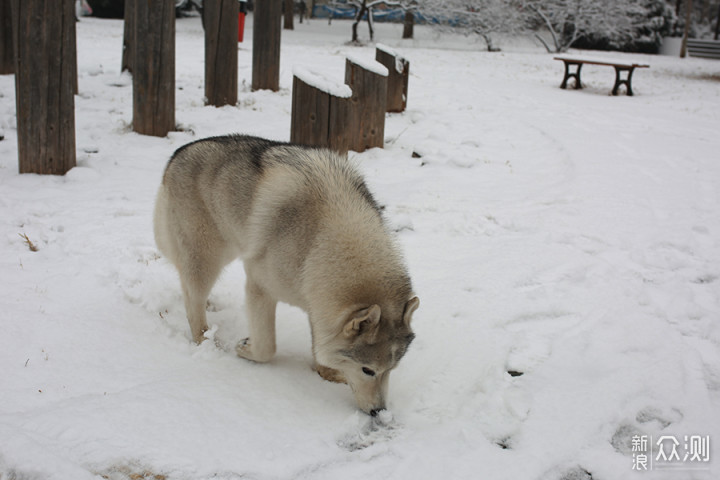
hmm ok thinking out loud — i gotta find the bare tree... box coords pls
[680,0,693,57]
[523,0,646,53]
[344,0,408,43]
[416,0,525,51]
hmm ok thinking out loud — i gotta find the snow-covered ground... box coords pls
[1,14,719,480]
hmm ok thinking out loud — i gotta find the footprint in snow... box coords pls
[336,410,400,451]
[610,406,683,455]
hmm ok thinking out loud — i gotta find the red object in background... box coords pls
[238,13,246,42]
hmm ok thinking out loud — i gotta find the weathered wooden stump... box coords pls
[375,44,409,113]
[133,0,175,137]
[291,67,352,154]
[12,0,76,175]
[252,0,282,91]
[204,0,238,106]
[345,56,388,152]
[0,0,13,74]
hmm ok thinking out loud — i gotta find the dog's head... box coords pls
[316,296,419,415]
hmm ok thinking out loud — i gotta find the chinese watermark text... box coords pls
[632,435,710,471]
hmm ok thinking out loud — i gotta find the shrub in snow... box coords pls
[570,0,676,54]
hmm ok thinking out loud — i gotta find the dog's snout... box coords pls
[370,408,384,417]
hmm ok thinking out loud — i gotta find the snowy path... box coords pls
[1,15,719,480]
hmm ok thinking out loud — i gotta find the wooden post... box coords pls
[70,1,78,96]
[375,45,409,113]
[121,0,135,73]
[345,56,387,152]
[133,0,175,136]
[0,0,13,74]
[283,0,294,30]
[252,0,282,91]
[12,0,76,175]
[291,67,352,154]
[291,75,329,148]
[204,0,238,106]
[402,9,414,39]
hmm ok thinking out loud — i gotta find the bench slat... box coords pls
[554,57,649,68]
[687,39,720,60]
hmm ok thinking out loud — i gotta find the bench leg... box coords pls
[560,62,583,90]
[612,66,636,96]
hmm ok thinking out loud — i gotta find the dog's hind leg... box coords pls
[177,237,230,344]
[236,270,277,363]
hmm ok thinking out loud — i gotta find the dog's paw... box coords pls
[235,337,275,363]
[314,364,347,384]
[235,337,254,360]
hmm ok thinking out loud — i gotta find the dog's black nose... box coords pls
[370,408,384,417]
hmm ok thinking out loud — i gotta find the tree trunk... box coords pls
[352,2,368,43]
[283,0,294,30]
[680,0,693,58]
[367,5,374,41]
[12,0,76,175]
[299,0,306,23]
[133,0,175,136]
[121,0,135,73]
[402,10,414,39]
[0,0,13,74]
[252,0,282,91]
[701,0,711,22]
[204,0,238,106]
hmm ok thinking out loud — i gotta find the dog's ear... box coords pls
[403,297,420,327]
[343,305,381,337]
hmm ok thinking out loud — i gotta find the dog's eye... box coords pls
[362,367,376,377]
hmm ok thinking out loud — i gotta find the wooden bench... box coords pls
[687,39,720,60]
[554,57,649,96]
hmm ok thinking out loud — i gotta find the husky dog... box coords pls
[154,135,419,415]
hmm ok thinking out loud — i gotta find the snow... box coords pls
[2,13,720,480]
[292,65,352,98]
[554,54,650,67]
[376,43,407,74]
[346,53,389,77]
[375,42,399,57]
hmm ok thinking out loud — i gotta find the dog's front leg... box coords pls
[236,275,277,363]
